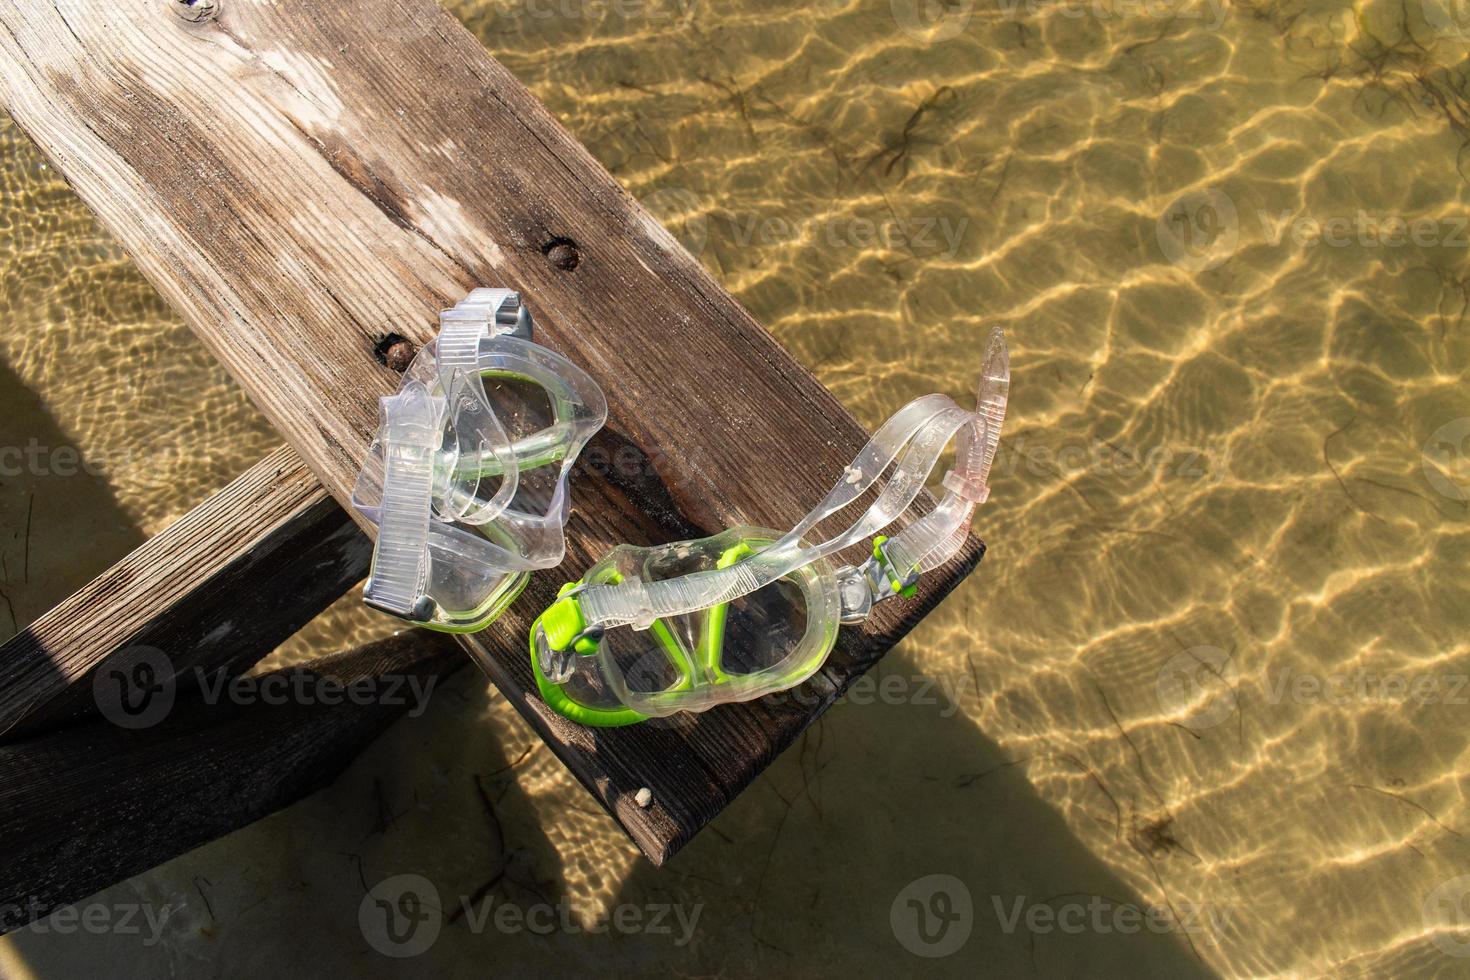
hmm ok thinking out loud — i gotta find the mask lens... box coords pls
[599,618,695,696]
[558,655,629,713]
[712,578,811,676]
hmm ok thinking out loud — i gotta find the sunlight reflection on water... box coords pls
[2,0,1469,975]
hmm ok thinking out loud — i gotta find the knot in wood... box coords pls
[173,0,221,23]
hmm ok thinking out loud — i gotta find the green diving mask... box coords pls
[530,327,1010,726]
[352,289,607,632]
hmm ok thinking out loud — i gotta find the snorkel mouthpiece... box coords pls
[531,327,1011,726]
[353,289,608,632]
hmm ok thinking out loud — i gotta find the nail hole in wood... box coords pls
[373,333,415,372]
[542,237,580,271]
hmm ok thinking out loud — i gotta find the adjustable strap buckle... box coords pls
[535,582,605,683]
[861,534,921,606]
[838,535,921,624]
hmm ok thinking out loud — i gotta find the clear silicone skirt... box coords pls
[354,330,608,632]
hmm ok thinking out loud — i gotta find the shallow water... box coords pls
[3,0,1470,976]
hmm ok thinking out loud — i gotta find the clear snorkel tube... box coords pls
[530,327,1009,725]
[353,289,608,633]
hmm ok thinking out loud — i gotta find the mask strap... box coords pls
[359,290,528,618]
[570,327,1008,633]
[361,380,440,618]
[874,325,1010,583]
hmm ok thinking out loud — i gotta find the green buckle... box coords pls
[872,535,920,598]
[542,582,603,655]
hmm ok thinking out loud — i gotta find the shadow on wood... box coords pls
[0,447,369,740]
[0,630,462,933]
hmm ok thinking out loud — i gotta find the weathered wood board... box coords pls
[0,0,984,862]
[0,447,367,739]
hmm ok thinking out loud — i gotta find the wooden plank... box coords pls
[0,447,368,739]
[0,0,985,863]
[0,631,462,933]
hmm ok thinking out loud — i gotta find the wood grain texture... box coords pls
[0,446,369,740]
[0,0,984,862]
[0,631,462,933]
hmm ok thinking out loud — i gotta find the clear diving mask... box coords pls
[352,289,607,632]
[530,327,1010,726]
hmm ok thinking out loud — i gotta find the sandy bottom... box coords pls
[4,0,1470,976]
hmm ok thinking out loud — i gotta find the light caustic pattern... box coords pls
[3,0,1470,976]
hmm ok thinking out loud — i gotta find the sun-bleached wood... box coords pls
[0,0,984,862]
